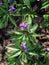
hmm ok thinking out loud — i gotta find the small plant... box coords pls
[0,0,49,65]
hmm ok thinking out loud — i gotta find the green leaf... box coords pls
[43,15,49,27]
[42,21,49,27]
[42,4,49,9]
[0,15,8,28]
[18,35,23,40]
[2,15,8,27]
[42,1,49,6]
[0,20,3,28]
[10,13,21,16]
[9,16,16,26]
[32,33,41,37]
[23,0,31,8]
[25,35,31,47]
[22,52,27,63]
[2,15,6,22]
[0,7,6,13]
[10,51,21,58]
[22,35,26,41]
[30,23,38,33]
[11,30,23,35]
[10,38,21,49]
[29,35,36,44]
[42,1,49,9]
[6,46,19,51]
[27,15,32,31]
[3,0,8,10]
[27,15,32,24]
[43,14,49,21]
[29,52,38,56]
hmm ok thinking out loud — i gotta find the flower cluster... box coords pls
[9,5,15,11]
[21,42,28,52]
[21,42,26,49]
[19,22,28,28]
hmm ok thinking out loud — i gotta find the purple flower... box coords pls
[9,5,15,11]
[21,42,28,52]
[19,23,28,28]
[21,42,26,49]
